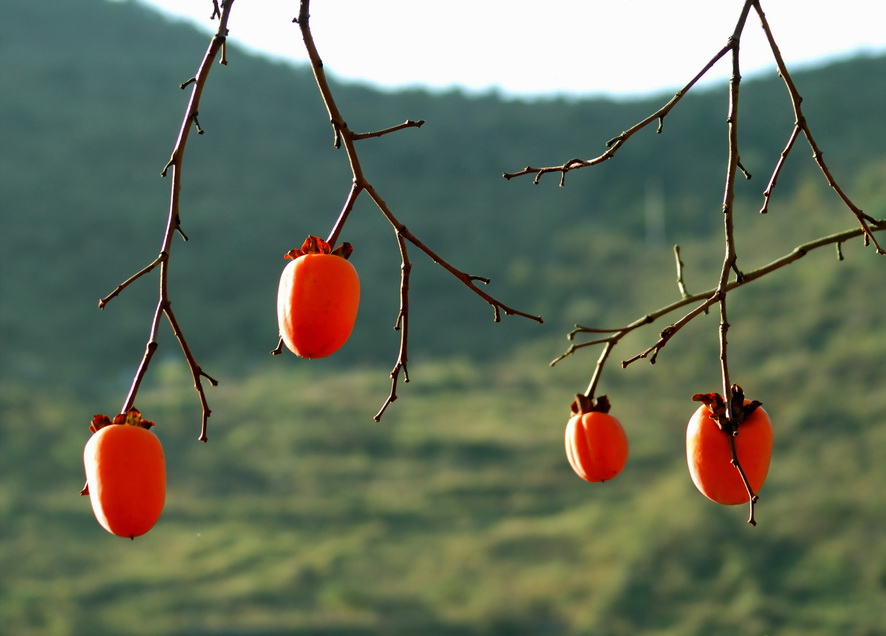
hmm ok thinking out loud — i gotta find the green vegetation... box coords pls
[1,0,884,634]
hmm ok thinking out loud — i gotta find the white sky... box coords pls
[133,0,885,97]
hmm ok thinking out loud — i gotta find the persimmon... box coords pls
[564,394,629,483]
[277,235,360,359]
[686,387,773,505]
[83,409,166,539]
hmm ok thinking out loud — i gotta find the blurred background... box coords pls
[1,1,884,634]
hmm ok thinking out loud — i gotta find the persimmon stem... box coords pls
[716,3,752,422]
[727,431,759,526]
[326,182,362,249]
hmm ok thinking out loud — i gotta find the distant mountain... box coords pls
[1,0,884,388]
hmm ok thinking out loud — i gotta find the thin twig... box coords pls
[673,245,691,299]
[552,221,883,367]
[502,39,735,184]
[353,119,426,141]
[375,232,412,421]
[727,431,760,526]
[759,125,799,214]
[752,1,884,254]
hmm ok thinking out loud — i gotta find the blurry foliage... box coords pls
[1,0,884,635]
[1,331,883,634]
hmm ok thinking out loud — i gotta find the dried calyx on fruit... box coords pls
[686,385,773,511]
[564,394,629,483]
[82,408,166,539]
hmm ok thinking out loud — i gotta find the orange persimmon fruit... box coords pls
[83,409,166,539]
[686,388,773,505]
[565,394,629,483]
[277,235,360,359]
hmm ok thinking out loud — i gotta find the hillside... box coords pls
[0,1,884,635]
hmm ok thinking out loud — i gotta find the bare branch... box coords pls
[375,232,412,422]
[109,1,234,439]
[752,1,884,254]
[502,38,736,184]
[673,245,691,300]
[353,119,426,141]
[553,222,883,369]
[294,0,541,419]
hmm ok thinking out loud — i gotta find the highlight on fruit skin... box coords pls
[564,394,629,483]
[276,235,360,359]
[82,409,166,539]
[686,387,773,505]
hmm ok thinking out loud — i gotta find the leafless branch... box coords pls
[102,0,234,440]
[502,40,735,184]
[751,1,884,254]
[553,221,883,370]
[294,0,542,419]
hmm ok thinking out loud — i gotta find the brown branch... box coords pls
[715,2,754,420]
[326,182,362,250]
[552,221,883,368]
[727,430,760,526]
[98,252,164,309]
[673,245,691,299]
[294,0,541,419]
[502,39,736,184]
[374,232,412,422]
[759,125,799,214]
[752,1,884,254]
[353,119,426,141]
[163,301,219,442]
[104,1,234,440]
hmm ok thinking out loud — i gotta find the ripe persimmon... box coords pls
[83,409,166,539]
[686,388,773,505]
[277,235,360,359]
[565,394,629,483]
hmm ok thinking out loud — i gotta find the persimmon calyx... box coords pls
[691,384,762,434]
[82,408,155,495]
[570,393,612,416]
[89,408,155,433]
[284,235,353,260]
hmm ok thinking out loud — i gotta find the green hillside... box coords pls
[1,0,884,634]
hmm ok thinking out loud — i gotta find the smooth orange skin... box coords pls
[84,424,166,538]
[565,412,629,482]
[277,253,360,359]
[686,403,773,505]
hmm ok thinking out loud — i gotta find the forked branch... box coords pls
[101,0,233,440]
[553,221,883,370]
[293,0,542,418]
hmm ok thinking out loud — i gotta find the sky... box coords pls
[133,0,885,98]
